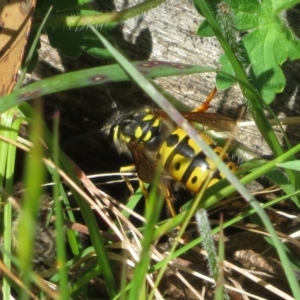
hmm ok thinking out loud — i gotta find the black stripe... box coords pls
[164,134,190,169]
[176,136,196,158]
[211,169,222,181]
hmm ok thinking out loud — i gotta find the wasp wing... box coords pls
[154,109,236,133]
[182,112,237,133]
[127,142,157,183]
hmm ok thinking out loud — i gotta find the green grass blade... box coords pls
[52,111,69,298]
[1,111,16,299]
[128,176,164,300]
[15,6,53,90]
[215,216,227,300]
[0,63,215,113]
[18,101,45,300]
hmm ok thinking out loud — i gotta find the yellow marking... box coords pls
[113,125,120,142]
[152,118,160,128]
[171,154,193,181]
[186,167,210,192]
[135,127,143,139]
[220,161,238,178]
[159,137,177,167]
[143,114,154,121]
[143,130,152,142]
[227,161,238,172]
[120,164,136,172]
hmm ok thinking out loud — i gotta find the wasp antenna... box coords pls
[106,90,118,109]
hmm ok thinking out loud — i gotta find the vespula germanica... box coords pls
[108,89,238,214]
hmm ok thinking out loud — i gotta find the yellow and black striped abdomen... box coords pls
[158,128,237,193]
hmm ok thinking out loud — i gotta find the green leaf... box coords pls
[197,20,215,36]
[197,0,300,103]
[47,28,81,58]
[277,160,300,171]
[46,26,114,59]
[36,0,115,59]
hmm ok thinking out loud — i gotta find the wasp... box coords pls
[108,89,238,215]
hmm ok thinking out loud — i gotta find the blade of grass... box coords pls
[0,62,215,114]
[52,110,69,299]
[215,215,227,300]
[15,6,53,89]
[2,111,16,299]
[127,176,165,300]
[58,184,81,256]
[18,99,45,300]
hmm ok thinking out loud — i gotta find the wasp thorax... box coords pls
[111,109,171,152]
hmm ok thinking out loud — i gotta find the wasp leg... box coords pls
[159,184,177,218]
[192,87,217,113]
[138,179,149,200]
[120,164,151,201]
[120,164,136,196]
